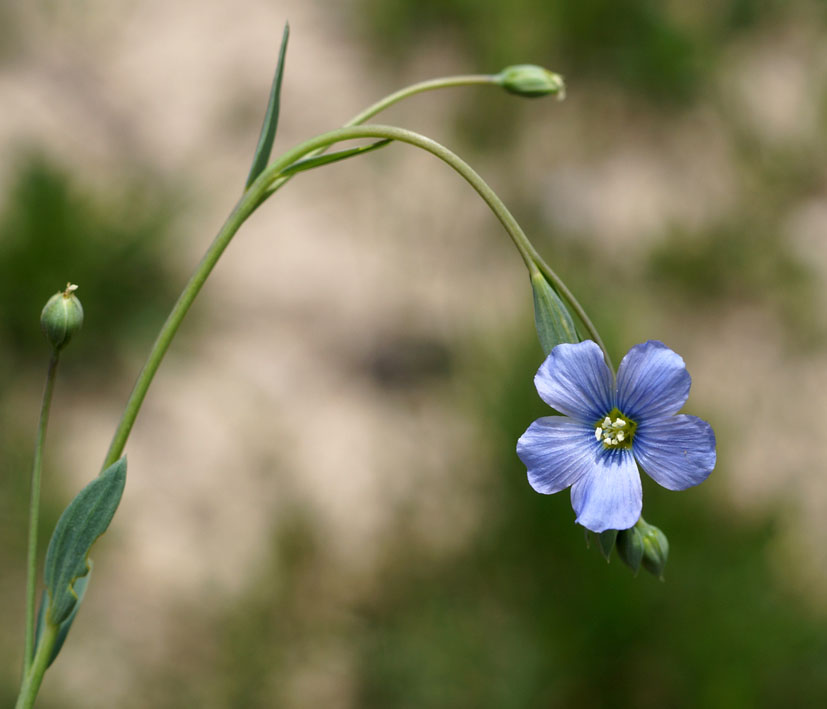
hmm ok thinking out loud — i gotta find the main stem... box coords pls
[23,351,60,675]
[16,621,58,709]
[104,124,608,468]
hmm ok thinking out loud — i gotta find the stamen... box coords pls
[594,408,637,449]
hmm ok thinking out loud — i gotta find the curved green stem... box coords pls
[260,74,497,202]
[347,74,496,125]
[16,621,58,709]
[23,351,59,675]
[103,123,607,468]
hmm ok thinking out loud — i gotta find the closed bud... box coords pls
[638,520,669,581]
[531,271,578,356]
[496,65,565,99]
[616,525,644,574]
[41,284,83,351]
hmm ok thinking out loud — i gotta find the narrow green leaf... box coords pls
[530,271,578,356]
[279,139,393,177]
[34,567,92,667]
[245,22,290,189]
[44,458,127,625]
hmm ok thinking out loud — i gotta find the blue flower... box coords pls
[516,340,716,532]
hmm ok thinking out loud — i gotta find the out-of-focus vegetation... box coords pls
[0,153,179,703]
[2,0,827,706]
[0,155,179,381]
[360,0,796,104]
[102,336,827,708]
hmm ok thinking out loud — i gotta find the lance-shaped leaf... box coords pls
[279,139,392,177]
[246,22,290,189]
[44,458,127,626]
[33,568,92,667]
[530,270,578,356]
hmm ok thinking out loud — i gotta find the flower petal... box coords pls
[570,450,642,532]
[517,417,599,494]
[616,340,691,421]
[535,341,613,423]
[634,414,716,490]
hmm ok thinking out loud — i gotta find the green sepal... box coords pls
[279,139,393,177]
[33,566,92,667]
[597,529,618,562]
[44,457,127,626]
[616,526,644,575]
[639,520,669,581]
[530,271,578,356]
[245,22,290,189]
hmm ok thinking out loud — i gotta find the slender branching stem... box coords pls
[103,123,607,469]
[22,351,59,675]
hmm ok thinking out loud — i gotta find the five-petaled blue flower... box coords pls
[517,340,716,532]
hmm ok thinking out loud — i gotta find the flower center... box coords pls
[594,408,637,449]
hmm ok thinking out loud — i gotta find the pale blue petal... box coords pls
[616,341,690,421]
[570,449,642,532]
[634,414,716,490]
[535,341,613,423]
[517,417,599,495]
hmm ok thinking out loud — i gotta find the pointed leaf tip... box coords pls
[245,21,290,189]
[530,271,578,355]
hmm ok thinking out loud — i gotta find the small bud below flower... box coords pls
[617,518,669,580]
[616,525,644,574]
[496,65,565,99]
[40,283,84,351]
[638,520,669,581]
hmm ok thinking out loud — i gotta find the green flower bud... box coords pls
[616,525,644,574]
[41,284,84,351]
[638,520,669,581]
[496,65,565,99]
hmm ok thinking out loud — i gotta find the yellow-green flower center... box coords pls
[594,408,637,450]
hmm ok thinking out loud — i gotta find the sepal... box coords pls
[530,271,578,355]
[616,525,644,574]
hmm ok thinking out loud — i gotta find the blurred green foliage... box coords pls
[649,221,815,336]
[133,336,827,708]
[351,339,827,708]
[358,0,793,104]
[0,153,179,700]
[0,154,179,385]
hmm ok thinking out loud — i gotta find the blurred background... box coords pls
[2,0,827,706]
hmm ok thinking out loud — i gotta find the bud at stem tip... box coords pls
[40,283,84,351]
[496,65,566,99]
